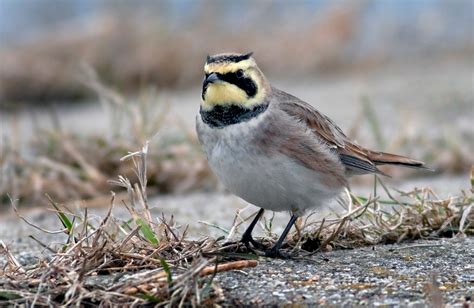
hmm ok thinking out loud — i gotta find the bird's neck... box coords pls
[200,103,269,128]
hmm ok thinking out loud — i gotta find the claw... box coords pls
[264,247,291,259]
[239,208,265,251]
[241,234,265,250]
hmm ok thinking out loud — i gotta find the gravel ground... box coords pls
[1,191,473,306]
[215,237,474,306]
[1,232,473,306]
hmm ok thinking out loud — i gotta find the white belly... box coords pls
[198,117,342,215]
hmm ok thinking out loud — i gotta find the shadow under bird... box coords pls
[196,52,427,258]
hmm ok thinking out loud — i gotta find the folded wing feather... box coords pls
[275,88,426,175]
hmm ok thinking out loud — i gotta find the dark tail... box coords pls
[367,151,431,170]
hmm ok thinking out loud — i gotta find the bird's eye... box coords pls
[235,70,244,78]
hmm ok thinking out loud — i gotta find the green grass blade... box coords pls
[198,221,229,235]
[355,196,399,205]
[160,258,173,285]
[57,211,73,233]
[47,195,73,233]
[136,218,159,245]
[0,290,22,300]
[138,293,162,303]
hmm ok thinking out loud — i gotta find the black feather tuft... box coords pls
[244,51,254,58]
[206,53,254,64]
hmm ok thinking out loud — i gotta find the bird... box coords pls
[196,52,426,258]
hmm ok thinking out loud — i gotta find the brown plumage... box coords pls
[197,52,428,258]
[252,108,349,189]
[274,87,426,176]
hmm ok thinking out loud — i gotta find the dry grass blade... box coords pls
[0,241,25,274]
[0,142,226,306]
[294,178,474,252]
[1,137,473,305]
[0,70,214,209]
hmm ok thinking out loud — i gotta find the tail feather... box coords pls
[367,151,429,170]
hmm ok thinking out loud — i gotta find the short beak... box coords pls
[205,72,221,84]
[202,73,222,100]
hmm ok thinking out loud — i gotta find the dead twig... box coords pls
[199,260,258,277]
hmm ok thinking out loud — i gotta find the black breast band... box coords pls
[200,103,269,128]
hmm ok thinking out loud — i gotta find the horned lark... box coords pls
[196,52,426,258]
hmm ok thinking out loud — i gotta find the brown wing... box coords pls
[275,88,425,175]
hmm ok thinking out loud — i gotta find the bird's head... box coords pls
[201,52,270,111]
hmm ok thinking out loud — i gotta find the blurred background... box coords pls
[0,1,473,230]
[0,0,472,103]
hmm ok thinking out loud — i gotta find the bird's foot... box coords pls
[240,233,265,250]
[264,247,291,259]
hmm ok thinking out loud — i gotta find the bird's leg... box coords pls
[265,214,298,259]
[240,208,265,249]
